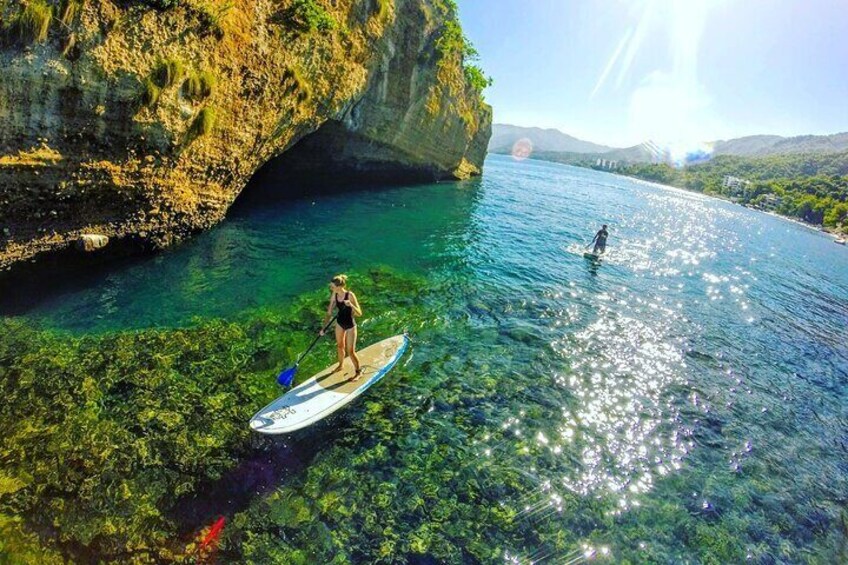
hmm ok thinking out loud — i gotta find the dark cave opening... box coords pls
[230,120,446,212]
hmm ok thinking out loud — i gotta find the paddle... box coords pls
[277,315,337,387]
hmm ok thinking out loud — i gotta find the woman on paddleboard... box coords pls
[320,274,363,380]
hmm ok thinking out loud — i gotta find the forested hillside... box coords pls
[608,152,848,230]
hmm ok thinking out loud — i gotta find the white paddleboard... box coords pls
[250,334,409,435]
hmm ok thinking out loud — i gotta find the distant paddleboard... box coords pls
[583,251,602,260]
[250,335,408,435]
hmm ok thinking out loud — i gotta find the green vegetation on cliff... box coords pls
[281,65,311,102]
[142,0,181,9]
[59,0,83,26]
[0,0,84,47]
[434,0,492,101]
[373,0,392,22]
[191,106,217,136]
[182,70,215,101]
[0,0,53,44]
[140,78,162,107]
[153,58,186,88]
[283,0,337,33]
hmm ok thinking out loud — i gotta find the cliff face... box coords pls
[0,0,491,268]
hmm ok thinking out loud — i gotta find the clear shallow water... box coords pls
[5,154,848,562]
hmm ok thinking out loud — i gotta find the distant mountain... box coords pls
[708,135,785,156]
[531,146,653,166]
[490,124,848,165]
[712,132,848,157]
[488,124,613,154]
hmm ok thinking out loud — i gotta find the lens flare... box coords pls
[641,139,715,168]
[511,138,533,160]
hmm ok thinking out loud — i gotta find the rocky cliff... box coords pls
[0,0,491,268]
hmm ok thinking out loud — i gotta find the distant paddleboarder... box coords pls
[320,274,363,380]
[590,224,609,255]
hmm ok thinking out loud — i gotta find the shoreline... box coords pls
[488,153,845,239]
[617,173,835,235]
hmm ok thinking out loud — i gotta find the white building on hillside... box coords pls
[723,175,752,196]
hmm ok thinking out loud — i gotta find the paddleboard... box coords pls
[250,334,408,435]
[583,251,602,260]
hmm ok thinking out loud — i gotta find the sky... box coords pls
[457,0,848,149]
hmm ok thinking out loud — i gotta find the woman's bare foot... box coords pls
[351,368,363,382]
[332,364,344,373]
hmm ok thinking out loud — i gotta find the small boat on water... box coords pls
[835,237,846,245]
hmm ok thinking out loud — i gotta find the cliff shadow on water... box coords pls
[0,235,155,317]
[0,129,470,318]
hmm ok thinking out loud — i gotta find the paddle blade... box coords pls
[277,366,297,387]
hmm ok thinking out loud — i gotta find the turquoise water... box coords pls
[5,154,848,562]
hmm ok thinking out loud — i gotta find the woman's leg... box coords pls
[346,326,361,377]
[334,323,346,370]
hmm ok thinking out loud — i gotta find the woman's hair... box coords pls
[331,274,348,287]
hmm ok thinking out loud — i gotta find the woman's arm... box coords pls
[347,292,363,317]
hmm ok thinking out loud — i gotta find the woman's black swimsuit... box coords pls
[335,292,355,330]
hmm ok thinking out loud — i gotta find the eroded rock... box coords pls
[76,233,109,252]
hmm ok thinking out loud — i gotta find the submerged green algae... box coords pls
[0,316,269,562]
[0,268,433,563]
[221,376,846,565]
[1,256,846,563]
